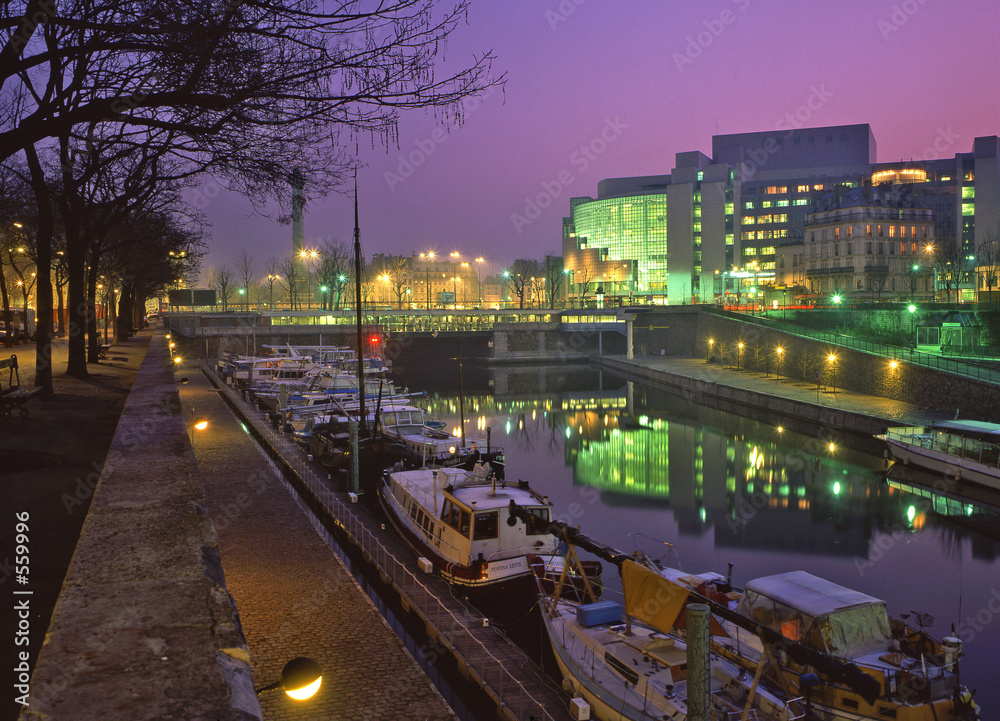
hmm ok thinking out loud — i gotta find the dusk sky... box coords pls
[197,0,999,278]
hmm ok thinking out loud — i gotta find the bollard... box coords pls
[686,602,711,721]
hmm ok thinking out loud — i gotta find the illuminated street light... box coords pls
[256,657,323,700]
[827,353,837,395]
[737,342,744,371]
[775,346,784,381]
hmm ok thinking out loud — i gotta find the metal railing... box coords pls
[212,372,556,721]
[703,307,1000,385]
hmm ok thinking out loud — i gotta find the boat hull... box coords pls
[886,439,1000,490]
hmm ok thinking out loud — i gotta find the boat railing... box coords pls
[212,368,558,721]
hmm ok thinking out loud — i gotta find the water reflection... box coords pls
[405,363,1000,711]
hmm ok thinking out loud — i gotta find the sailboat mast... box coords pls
[353,173,367,435]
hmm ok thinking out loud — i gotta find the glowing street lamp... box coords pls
[475,257,485,306]
[707,337,714,362]
[737,342,744,371]
[827,353,837,395]
[775,346,784,381]
[420,250,435,310]
[256,657,322,701]
[299,249,318,309]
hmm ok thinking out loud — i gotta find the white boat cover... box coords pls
[740,571,891,657]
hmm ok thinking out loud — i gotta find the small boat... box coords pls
[885,421,1000,490]
[378,465,562,598]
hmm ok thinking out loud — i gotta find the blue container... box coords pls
[576,600,623,628]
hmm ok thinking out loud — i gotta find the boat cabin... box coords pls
[737,571,891,658]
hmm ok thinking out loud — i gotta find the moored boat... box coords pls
[885,421,1000,490]
[378,465,561,599]
[531,523,981,721]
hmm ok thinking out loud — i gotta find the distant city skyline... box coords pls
[195,0,999,275]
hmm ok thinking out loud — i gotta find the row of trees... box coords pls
[2,0,499,393]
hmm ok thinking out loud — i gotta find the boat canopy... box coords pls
[934,420,1000,443]
[738,571,890,658]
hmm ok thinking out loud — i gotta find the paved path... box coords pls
[615,354,955,427]
[179,368,457,721]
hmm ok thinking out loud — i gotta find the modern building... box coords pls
[562,125,1000,305]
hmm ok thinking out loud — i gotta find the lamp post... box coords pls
[452,276,460,310]
[266,274,279,309]
[460,262,470,306]
[775,346,784,381]
[256,657,322,701]
[336,274,347,310]
[420,251,435,310]
[475,257,485,306]
[707,337,714,362]
[320,285,328,310]
[827,353,837,395]
[299,249,317,309]
[737,342,744,371]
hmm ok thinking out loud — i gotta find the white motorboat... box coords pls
[885,421,1000,490]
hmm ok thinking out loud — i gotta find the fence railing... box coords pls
[702,306,1000,385]
[212,372,556,721]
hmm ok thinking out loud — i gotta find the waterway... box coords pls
[391,357,1000,715]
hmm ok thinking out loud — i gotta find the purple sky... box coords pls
[197,0,999,277]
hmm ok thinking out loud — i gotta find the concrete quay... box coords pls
[597,354,955,438]
[178,363,458,721]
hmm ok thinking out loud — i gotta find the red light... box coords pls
[369,336,380,345]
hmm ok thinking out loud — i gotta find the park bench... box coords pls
[0,354,43,418]
[98,344,112,359]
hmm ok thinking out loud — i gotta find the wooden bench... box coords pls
[0,354,43,418]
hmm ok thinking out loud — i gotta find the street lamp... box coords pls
[238,287,246,311]
[379,273,390,308]
[420,250,435,310]
[707,337,714,362]
[320,285,328,310]
[475,257,485,306]
[775,346,784,381]
[266,274,280,309]
[737,341,744,371]
[256,657,322,701]
[827,353,837,394]
[452,276,460,309]
[460,262,470,306]
[299,249,318,309]
[337,274,347,310]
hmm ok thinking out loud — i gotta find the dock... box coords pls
[198,366,571,721]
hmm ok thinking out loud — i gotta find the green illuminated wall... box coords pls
[571,194,669,293]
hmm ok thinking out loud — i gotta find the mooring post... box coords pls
[349,420,359,494]
[687,602,711,721]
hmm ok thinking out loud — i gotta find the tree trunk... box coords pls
[65,249,89,377]
[86,259,100,363]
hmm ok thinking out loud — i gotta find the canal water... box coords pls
[392,358,1000,715]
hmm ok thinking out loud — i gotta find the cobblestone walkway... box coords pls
[179,370,457,721]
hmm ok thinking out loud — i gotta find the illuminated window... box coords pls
[900,225,907,238]
[962,203,974,216]
[743,217,755,225]
[725,202,734,214]
[813,184,824,190]
[796,184,809,193]
[847,225,854,238]
[910,226,916,237]
[744,201,754,210]
[764,186,787,194]
[889,225,896,237]
[776,199,789,207]
[911,242,917,253]
[726,234,734,245]
[866,224,872,236]
[962,186,975,199]
[834,227,840,239]
[877,225,884,237]
[761,201,772,208]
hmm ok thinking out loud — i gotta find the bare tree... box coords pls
[543,256,566,308]
[506,259,538,309]
[316,240,351,310]
[977,234,1000,302]
[575,263,598,307]
[796,347,819,384]
[206,265,236,311]
[235,250,257,311]
[263,257,282,309]
[278,257,299,309]
[865,264,890,301]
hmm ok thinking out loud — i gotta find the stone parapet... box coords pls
[19,337,260,721]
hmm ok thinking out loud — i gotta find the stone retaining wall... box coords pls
[20,337,260,721]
